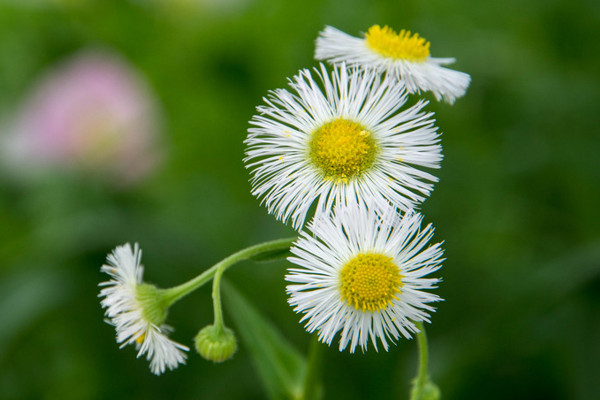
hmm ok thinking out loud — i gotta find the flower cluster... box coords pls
[98,24,469,374]
[245,25,469,352]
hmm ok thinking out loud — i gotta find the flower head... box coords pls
[286,202,444,352]
[245,63,441,230]
[315,25,471,104]
[2,49,163,185]
[99,243,188,375]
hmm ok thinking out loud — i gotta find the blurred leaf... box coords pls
[223,281,306,400]
[535,240,600,300]
[0,267,71,358]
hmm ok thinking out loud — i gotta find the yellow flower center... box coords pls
[339,253,403,312]
[136,333,146,344]
[309,118,378,183]
[365,25,430,62]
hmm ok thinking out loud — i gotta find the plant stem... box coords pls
[160,238,296,307]
[302,336,323,400]
[211,258,226,332]
[410,321,429,400]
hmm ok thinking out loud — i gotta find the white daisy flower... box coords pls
[315,25,471,104]
[286,202,444,352]
[245,63,442,230]
[99,243,188,375]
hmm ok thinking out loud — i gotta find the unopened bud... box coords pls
[411,378,441,400]
[194,325,237,363]
[422,380,440,400]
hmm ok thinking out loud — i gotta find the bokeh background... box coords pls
[0,0,598,399]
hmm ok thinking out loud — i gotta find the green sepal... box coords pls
[136,283,168,325]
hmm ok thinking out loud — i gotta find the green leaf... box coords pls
[223,281,305,400]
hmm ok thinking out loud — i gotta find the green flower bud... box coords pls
[194,325,237,363]
[421,380,441,400]
[410,377,441,400]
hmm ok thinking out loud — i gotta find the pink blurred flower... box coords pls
[3,49,164,185]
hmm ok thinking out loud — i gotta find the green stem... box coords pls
[410,321,429,400]
[160,238,296,307]
[301,336,324,400]
[211,259,226,332]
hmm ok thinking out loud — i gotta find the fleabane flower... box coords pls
[99,243,188,375]
[315,25,471,104]
[245,63,442,230]
[286,201,444,352]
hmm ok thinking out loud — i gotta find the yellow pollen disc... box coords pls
[365,25,430,62]
[136,333,146,344]
[339,253,403,312]
[309,118,378,181]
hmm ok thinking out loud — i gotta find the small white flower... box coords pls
[315,25,471,104]
[99,243,188,375]
[286,202,444,352]
[245,63,441,230]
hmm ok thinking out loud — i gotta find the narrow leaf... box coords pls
[223,281,305,400]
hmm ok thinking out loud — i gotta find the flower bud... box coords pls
[194,325,237,363]
[410,378,441,400]
[421,380,440,400]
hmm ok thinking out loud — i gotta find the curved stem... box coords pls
[212,260,226,332]
[160,238,296,307]
[161,264,217,306]
[410,321,429,400]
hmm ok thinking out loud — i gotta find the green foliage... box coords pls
[0,0,598,399]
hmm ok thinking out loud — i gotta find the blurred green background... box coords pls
[0,0,598,399]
